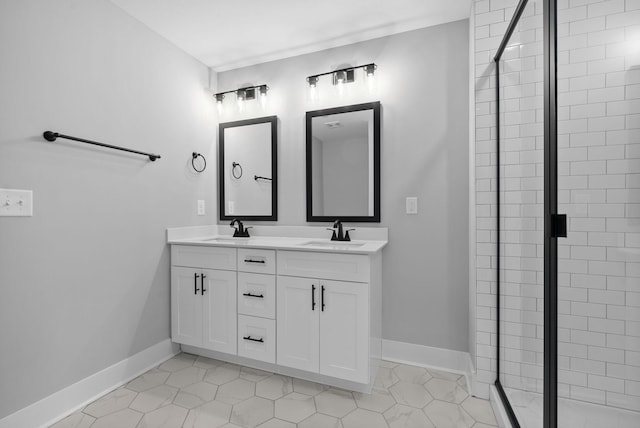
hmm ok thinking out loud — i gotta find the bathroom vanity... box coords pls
[167,225,387,392]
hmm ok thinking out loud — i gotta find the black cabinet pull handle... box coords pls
[321,285,325,312]
[242,292,264,298]
[194,273,200,295]
[243,335,264,343]
[312,284,316,310]
[244,259,265,264]
[201,274,206,295]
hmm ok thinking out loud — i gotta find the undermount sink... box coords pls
[301,240,365,248]
[202,236,250,243]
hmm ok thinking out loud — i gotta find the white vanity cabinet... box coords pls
[171,246,237,354]
[168,236,384,393]
[277,250,371,384]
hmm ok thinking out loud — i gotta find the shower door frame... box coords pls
[542,1,559,427]
[493,1,559,427]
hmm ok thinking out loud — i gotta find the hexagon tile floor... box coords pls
[50,353,498,428]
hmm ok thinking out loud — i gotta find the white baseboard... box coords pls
[0,339,179,428]
[381,339,474,382]
[469,374,490,399]
[4,338,475,428]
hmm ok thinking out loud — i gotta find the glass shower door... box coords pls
[496,1,545,427]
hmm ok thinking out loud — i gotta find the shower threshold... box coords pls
[501,388,640,428]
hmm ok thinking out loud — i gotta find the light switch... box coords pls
[197,199,205,216]
[406,197,418,214]
[0,189,33,217]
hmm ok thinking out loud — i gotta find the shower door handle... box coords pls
[551,214,567,238]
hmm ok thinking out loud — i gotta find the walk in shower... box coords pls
[494,0,640,427]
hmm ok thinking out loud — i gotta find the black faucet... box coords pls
[327,220,354,241]
[230,219,251,237]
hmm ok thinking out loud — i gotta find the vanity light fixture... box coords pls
[307,75,319,88]
[213,84,269,105]
[364,63,377,77]
[306,63,377,88]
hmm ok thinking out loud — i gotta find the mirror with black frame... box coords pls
[219,116,277,221]
[306,102,380,222]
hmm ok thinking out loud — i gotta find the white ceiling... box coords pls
[109,0,471,71]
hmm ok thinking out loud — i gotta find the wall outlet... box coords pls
[0,189,33,217]
[406,197,418,214]
[197,199,205,216]
[228,201,235,215]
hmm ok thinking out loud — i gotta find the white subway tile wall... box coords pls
[557,0,640,413]
[474,0,640,414]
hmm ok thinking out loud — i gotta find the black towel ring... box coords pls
[192,152,206,173]
[232,162,243,179]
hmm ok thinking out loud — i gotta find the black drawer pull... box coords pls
[312,284,316,310]
[321,285,325,312]
[242,292,264,299]
[201,274,206,295]
[244,259,265,264]
[243,335,264,343]
[194,273,200,295]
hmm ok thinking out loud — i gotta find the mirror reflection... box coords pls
[219,116,277,220]
[306,102,380,222]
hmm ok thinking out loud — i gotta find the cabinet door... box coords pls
[276,276,319,372]
[171,267,203,347]
[202,269,237,354]
[319,279,369,383]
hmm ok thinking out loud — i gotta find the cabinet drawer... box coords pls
[237,248,276,274]
[238,315,276,364]
[171,245,236,271]
[277,250,370,283]
[238,273,276,319]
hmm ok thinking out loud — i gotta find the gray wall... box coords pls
[218,21,470,351]
[0,0,216,418]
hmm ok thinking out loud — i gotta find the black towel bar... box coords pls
[43,131,161,161]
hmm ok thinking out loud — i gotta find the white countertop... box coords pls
[167,225,388,254]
